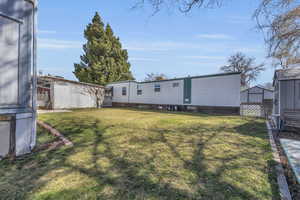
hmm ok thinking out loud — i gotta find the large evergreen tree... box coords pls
[74,12,134,85]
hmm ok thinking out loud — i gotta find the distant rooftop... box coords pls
[241,85,274,92]
[38,76,104,88]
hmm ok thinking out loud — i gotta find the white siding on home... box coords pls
[109,73,241,107]
[109,82,131,103]
[191,74,240,107]
[130,80,184,105]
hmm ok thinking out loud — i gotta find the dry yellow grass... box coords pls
[0,108,279,200]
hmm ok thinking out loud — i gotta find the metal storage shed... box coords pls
[240,85,274,117]
[273,67,300,131]
[0,0,37,159]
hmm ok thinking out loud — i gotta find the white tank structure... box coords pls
[0,0,37,158]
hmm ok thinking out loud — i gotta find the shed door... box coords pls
[183,78,191,104]
[0,15,20,106]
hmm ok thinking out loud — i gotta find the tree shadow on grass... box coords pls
[106,107,236,118]
[0,113,279,200]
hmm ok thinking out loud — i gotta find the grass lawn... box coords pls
[0,108,279,200]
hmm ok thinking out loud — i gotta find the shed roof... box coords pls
[38,76,104,88]
[274,67,300,83]
[241,85,274,93]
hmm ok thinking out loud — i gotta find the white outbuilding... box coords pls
[37,76,105,110]
[107,72,241,114]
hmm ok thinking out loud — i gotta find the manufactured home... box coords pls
[0,0,37,158]
[37,76,105,110]
[240,85,273,117]
[107,72,241,114]
[273,68,300,131]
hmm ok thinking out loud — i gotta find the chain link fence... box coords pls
[240,102,273,118]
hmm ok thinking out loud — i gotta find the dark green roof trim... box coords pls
[140,72,241,84]
[108,72,241,85]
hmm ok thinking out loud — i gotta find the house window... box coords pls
[154,84,160,92]
[137,85,142,95]
[122,87,127,96]
[173,82,179,87]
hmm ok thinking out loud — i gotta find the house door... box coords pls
[183,78,192,104]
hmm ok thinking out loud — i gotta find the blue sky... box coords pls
[37,0,274,85]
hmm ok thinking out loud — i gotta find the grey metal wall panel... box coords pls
[0,121,10,157]
[280,81,286,115]
[286,81,295,110]
[15,116,32,156]
[1,0,33,108]
[0,16,19,106]
[295,80,300,109]
[249,94,263,103]
[280,80,296,112]
[264,90,274,100]
[274,82,279,115]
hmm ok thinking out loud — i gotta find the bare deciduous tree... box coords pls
[254,0,300,68]
[83,86,105,108]
[133,0,223,13]
[144,73,168,81]
[220,52,265,87]
[135,0,300,69]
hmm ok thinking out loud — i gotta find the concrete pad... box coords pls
[280,138,300,184]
